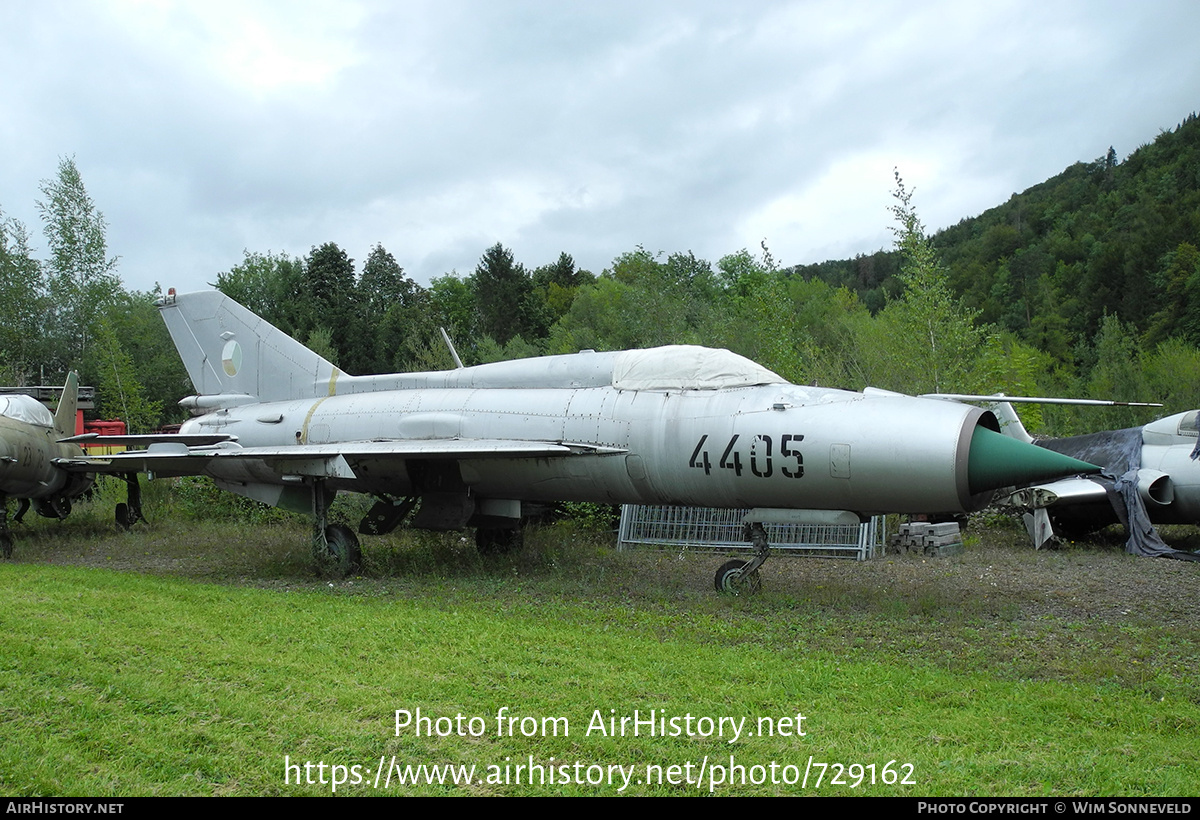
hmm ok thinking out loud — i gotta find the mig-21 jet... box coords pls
[58,290,1100,590]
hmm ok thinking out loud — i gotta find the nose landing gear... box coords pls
[714,522,769,595]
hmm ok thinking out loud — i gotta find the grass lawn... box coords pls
[2,481,1198,796]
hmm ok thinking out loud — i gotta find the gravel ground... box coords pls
[752,521,1200,628]
[582,517,1200,632]
[13,512,1200,631]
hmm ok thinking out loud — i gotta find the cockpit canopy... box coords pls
[0,394,55,427]
[611,345,785,391]
[1142,409,1200,446]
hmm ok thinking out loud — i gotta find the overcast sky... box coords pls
[2,0,1198,295]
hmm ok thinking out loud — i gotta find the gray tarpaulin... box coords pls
[1038,428,1199,561]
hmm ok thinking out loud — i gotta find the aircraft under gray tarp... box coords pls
[0,373,94,557]
[967,400,1200,561]
[58,290,1100,591]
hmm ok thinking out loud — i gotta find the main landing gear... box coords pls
[714,522,769,595]
[115,473,146,529]
[311,480,362,576]
[0,493,12,560]
[361,492,525,557]
[2,486,90,559]
[319,523,362,575]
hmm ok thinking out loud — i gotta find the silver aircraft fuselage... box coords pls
[76,290,1092,525]
[55,291,1103,583]
[179,375,992,515]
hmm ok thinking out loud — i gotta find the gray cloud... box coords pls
[1,0,1198,294]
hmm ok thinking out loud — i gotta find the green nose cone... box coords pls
[968,426,1099,495]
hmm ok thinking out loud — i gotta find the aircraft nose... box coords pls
[967,426,1099,495]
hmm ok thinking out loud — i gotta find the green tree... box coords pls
[357,243,438,373]
[358,244,416,317]
[104,288,191,428]
[303,242,357,366]
[547,247,713,354]
[1145,242,1200,347]
[532,252,594,325]
[874,170,987,394]
[304,326,339,366]
[1143,337,1200,417]
[214,251,305,325]
[471,243,540,345]
[0,210,46,383]
[1085,314,1152,430]
[546,275,640,353]
[532,251,587,291]
[429,273,479,365]
[785,279,868,389]
[91,317,162,433]
[37,157,120,375]
[703,250,805,381]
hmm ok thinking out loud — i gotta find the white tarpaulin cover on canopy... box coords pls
[0,394,54,427]
[612,345,785,391]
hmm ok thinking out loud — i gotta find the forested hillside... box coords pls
[792,113,1200,431]
[797,113,1200,347]
[3,114,1198,436]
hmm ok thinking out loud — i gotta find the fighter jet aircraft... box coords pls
[983,401,1200,560]
[58,290,1099,589]
[0,373,93,557]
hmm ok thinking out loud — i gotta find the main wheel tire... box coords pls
[115,503,130,530]
[714,559,762,595]
[322,524,363,575]
[475,527,523,555]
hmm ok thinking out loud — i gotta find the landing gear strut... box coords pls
[311,480,361,576]
[1,493,12,560]
[714,522,769,595]
[115,473,145,529]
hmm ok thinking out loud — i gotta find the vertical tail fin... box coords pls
[986,401,1034,444]
[54,372,79,438]
[156,290,342,403]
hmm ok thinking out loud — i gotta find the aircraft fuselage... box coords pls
[180,377,996,516]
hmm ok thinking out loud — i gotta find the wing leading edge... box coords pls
[55,438,627,479]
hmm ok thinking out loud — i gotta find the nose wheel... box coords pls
[714,522,769,595]
[714,559,761,594]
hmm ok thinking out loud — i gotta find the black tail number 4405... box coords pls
[689,434,804,479]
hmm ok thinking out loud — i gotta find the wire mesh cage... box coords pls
[617,505,884,560]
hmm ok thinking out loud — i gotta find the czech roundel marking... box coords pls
[222,340,242,376]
